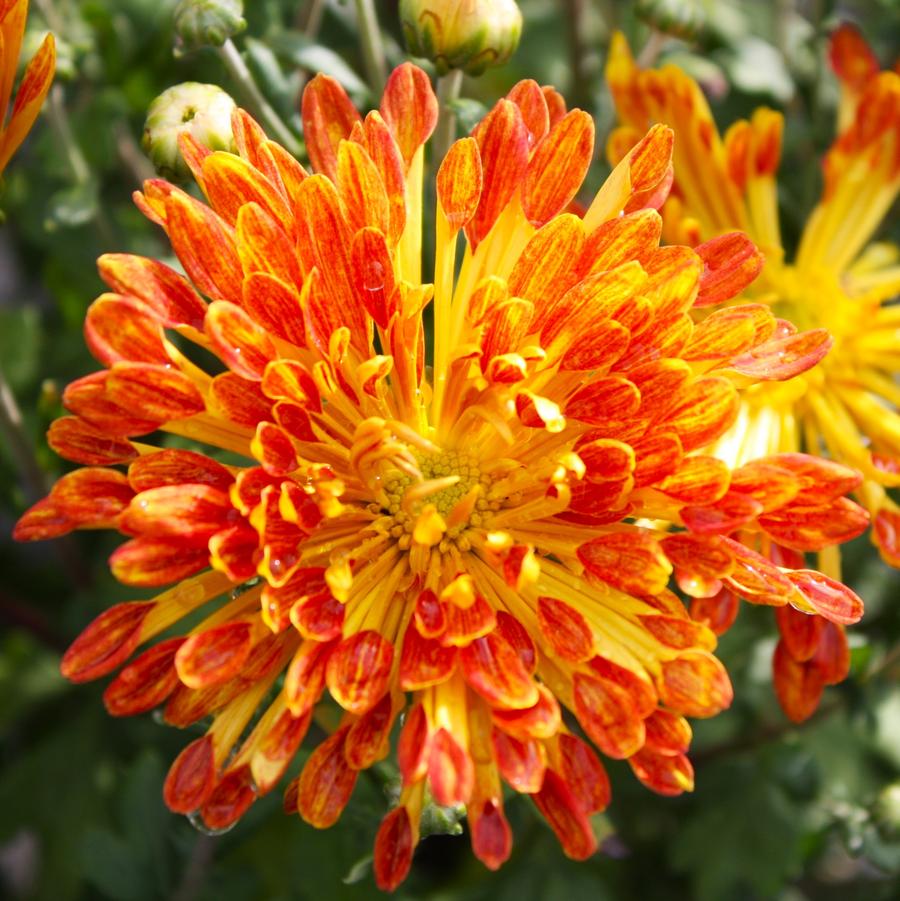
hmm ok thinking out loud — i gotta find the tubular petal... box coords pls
[297,728,358,827]
[60,601,154,683]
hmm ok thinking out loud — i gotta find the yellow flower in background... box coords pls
[607,28,900,721]
[0,0,55,174]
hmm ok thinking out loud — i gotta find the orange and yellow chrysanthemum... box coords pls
[0,0,54,174]
[607,28,900,722]
[16,64,871,888]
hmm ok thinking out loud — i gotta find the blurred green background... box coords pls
[2,1,900,898]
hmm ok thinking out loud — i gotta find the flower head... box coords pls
[16,64,869,887]
[607,30,899,722]
[0,0,55,175]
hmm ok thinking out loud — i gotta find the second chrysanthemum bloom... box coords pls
[607,26,900,722]
[17,64,869,889]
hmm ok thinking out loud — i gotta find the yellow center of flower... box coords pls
[378,448,499,551]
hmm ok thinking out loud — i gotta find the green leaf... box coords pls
[44,180,100,230]
[81,828,144,901]
[670,758,805,901]
[244,37,292,109]
[448,98,489,136]
[342,852,373,885]
[716,36,794,102]
[269,33,368,97]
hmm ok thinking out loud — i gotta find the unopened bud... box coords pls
[399,0,522,76]
[173,0,246,54]
[636,0,706,42]
[142,83,236,181]
[875,783,900,838]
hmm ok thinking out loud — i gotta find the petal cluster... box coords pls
[17,63,869,887]
[0,0,55,174]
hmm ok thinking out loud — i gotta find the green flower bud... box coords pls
[173,0,246,54]
[635,0,706,41]
[399,0,522,76]
[142,83,236,181]
[875,783,900,838]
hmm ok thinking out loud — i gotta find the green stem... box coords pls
[33,0,65,35]
[695,638,900,765]
[353,0,387,96]
[46,85,90,185]
[636,29,667,68]
[433,69,464,167]
[295,0,326,33]
[217,39,303,157]
[0,367,47,504]
[293,0,328,110]
[45,85,115,245]
[562,0,594,112]
[114,122,155,186]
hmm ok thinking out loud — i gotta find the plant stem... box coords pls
[33,0,65,35]
[295,0,326,34]
[636,29,667,68]
[353,0,387,96]
[45,85,116,245]
[46,85,90,185]
[217,39,303,157]
[695,638,900,765]
[293,0,328,110]
[0,367,47,504]
[114,122,155,186]
[433,69,464,167]
[561,0,594,112]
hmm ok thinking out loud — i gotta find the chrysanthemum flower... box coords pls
[0,0,55,175]
[16,64,869,887]
[606,30,899,722]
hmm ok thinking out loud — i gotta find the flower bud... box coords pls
[142,83,236,181]
[399,0,522,76]
[875,783,900,838]
[635,0,706,41]
[173,0,246,54]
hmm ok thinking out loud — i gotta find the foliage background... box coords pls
[2,1,900,898]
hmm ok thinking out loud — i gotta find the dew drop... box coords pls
[230,576,261,600]
[187,810,237,837]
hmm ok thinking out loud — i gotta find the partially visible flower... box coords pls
[607,30,900,721]
[0,0,55,175]
[828,22,898,132]
[400,0,522,75]
[143,83,237,181]
[16,64,868,888]
[173,0,245,54]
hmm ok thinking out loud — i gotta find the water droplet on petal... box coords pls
[187,810,237,837]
